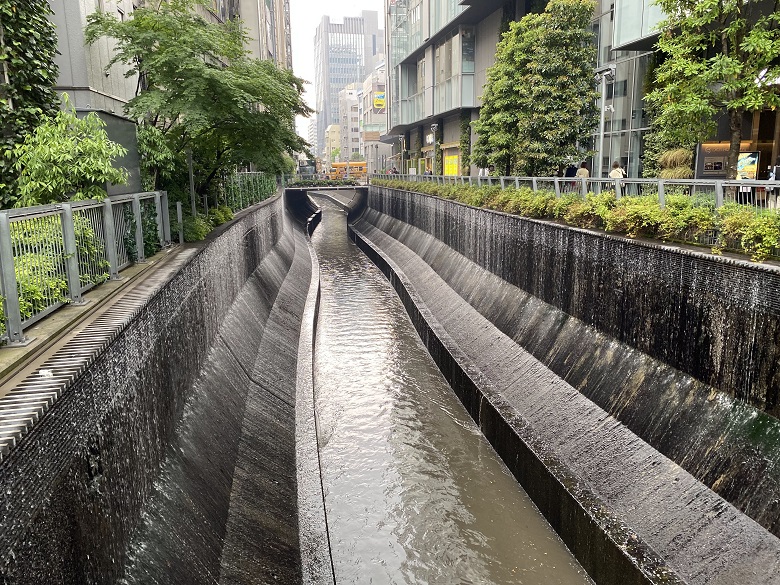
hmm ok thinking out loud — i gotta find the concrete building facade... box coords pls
[359,61,393,174]
[324,123,341,167]
[241,0,293,68]
[338,84,360,162]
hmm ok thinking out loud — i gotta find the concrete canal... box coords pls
[1,187,780,585]
[311,196,592,584]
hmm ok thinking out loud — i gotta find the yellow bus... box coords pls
[328,161,367,180]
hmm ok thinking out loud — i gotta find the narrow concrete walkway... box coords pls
[0,245,196,394]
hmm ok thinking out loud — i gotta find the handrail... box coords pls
[0,191,170,346]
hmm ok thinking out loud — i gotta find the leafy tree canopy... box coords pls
[472,0,598,176]
[646,0,780,178]
[85,0,312,197]
[0,0,59,206]
[11,95,128,206]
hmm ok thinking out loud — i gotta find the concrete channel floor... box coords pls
[0,245,193,396]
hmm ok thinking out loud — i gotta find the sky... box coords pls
[289,0,385,138]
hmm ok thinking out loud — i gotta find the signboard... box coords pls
[373,92,386,113]
[737,152,760,180]
[444,155,459,176]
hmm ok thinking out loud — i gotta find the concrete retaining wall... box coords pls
[351,186,780,585]
[0,192,321,584]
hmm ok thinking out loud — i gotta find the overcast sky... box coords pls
[290,0,385,137]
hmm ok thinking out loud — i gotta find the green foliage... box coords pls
[207,204,234,227]
[459,111,472,174]
[137,124,175,192]
[647,0,780,178]
[11,96,128,206]
[85,0,312,200]
[349,152,366,161]
[288,178,358,188]
[603,195,665,237]
[181,214,212,242]
[372,178,779,262]
[223,172,278,209]
[472,0,598,176]
[715,203,780,261]
[0,213,110,339]
[0,2,59,206]
[123,202,161,262]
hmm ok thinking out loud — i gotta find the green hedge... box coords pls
[372,179,780,262]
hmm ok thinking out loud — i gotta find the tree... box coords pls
[646,0,780,178]
[349,151,365,161]
[85,0,312,201]
[12,96,128,206]
[0,0,59,206]
[472,0,598,176]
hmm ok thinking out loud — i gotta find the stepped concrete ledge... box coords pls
[343,186,780,585]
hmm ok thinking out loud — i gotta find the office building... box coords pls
[314,11,383,157]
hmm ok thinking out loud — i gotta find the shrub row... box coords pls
[372,179,780,262]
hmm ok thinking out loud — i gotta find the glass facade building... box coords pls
[591,0,656,177]
[315,12,382,157]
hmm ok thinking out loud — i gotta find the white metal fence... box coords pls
[376,173,780,214]
[0,192,171,345]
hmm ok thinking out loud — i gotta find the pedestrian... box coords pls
[575,162,589,179]
[564,164,577,178]
[608,160,626,179]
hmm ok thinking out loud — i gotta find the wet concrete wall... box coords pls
[0,192,321,584]
[366,188,780,413]
[351,186,780,585]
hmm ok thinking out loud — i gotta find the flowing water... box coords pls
[311,195,593,585]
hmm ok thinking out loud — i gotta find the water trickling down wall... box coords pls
[351,186,780,585]
[0,192,322,584]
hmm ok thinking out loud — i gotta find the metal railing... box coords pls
[0,191,171,346]
[224,173,278,211]
[373,173,780,214]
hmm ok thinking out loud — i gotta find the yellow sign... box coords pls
[444,155,459,176]
[373,92,386,110]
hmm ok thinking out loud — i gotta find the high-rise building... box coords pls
[307,118,319,159]
[314,11,383,157]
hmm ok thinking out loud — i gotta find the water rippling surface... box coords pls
[311,194,592,585]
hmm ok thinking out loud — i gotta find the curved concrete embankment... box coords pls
[0,191,329,584]
[347,186,780,585]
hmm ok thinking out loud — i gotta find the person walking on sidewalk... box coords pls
[608,160,626,179]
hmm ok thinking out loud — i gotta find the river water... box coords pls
[311,194,592,585]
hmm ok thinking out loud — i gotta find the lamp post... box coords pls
[431,123,438,176]
[595,65,616,178]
